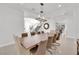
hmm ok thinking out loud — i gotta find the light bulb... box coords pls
[58,4,62,7]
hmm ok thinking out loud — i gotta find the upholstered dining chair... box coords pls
[46,36,53,54]
[52,33,57,43]
[30,40,48,55]
[13,35,29,55]
[41,31,44,34]
[55,32,61,46]
[56,33,61,41]
[77,39,79,55]
[46,36,58,54]
[52,32,60,46]
[37,31,41,34]
[31,32,36,36]
[22,32,28,38]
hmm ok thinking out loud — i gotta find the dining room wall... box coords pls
[48,6,78,39]
[0,4,24,47]
[74,7,79,39]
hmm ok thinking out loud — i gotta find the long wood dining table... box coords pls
[19,31,77,55]
[22,33,48,49]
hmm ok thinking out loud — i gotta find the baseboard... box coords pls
[67,35,77,39]
[0,41,15,48]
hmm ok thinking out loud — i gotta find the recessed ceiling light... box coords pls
[58,4,62,7]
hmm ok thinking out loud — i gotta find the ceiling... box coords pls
[22,3,79,20]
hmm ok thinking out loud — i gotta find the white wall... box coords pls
[63,7,79,39]
[49,7,79,39]
[0,4,24,47]
[74,7,79,39]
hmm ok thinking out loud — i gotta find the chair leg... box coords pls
[47,49,53,54]
[30,52,32,55]
[51,46,57,50]
[52,43,60,46]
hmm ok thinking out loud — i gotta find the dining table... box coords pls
[22,33,49,49]
[19,30,77,55]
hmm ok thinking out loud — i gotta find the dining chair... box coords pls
[56,32,61,40]
[31,32,36,36]
[46,35,58,54]
[29,45,38,55]
[52,33,57,43]
[37,31,41,34]
[46,36,54,54]
[41,31,44,34]
[30,40,48,55]
[52,32,60,46]
[13,35,29,55]
[22,32,28,38]
[77,39,79,55]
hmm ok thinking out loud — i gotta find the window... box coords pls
[24,18,40,32]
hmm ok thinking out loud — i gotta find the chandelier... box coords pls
[35,3,47,22]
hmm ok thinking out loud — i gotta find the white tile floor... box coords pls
[53,37,77,55]
[0,44,17,55]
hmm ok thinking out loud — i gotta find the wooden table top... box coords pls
[22,33,48,49]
